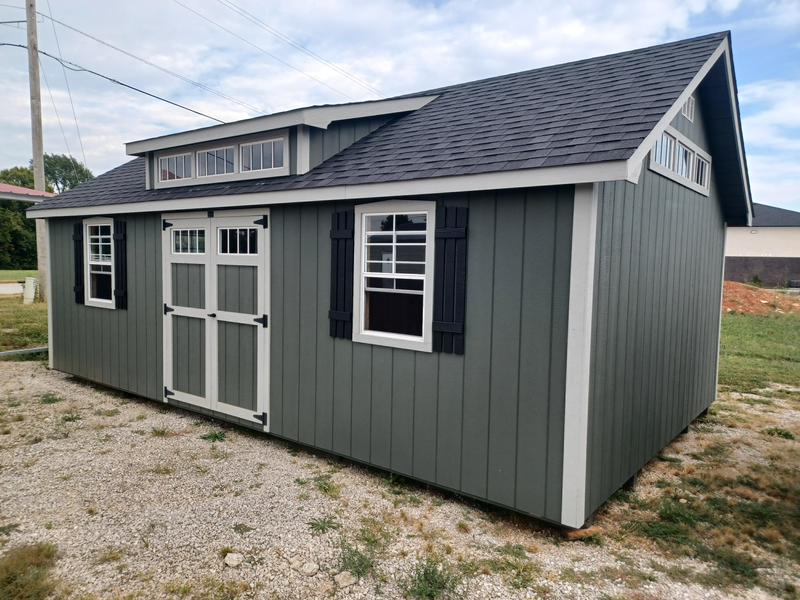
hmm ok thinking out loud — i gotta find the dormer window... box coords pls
[198,147,234,177]
[241,139,284,172]
[159,153,192,181]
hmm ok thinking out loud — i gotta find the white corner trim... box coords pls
[561,182,599,529]
[296,125,310,175]
[44,218,53,369]
[29,160,630,219]
[714,223,727,393]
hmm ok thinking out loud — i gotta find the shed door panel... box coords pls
[172,264,205,309]
[218,321,257,411]
[172,315,206,397]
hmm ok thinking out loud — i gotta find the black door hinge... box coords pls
[253,314,268,328]
[254,215,268,228]
[162,220,173,231]
[164,387,175,398]
[164,303,174,315]
[253,412,268,426]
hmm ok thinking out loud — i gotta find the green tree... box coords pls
[0,200,37,269]
[41,153,93,193]
[0,166,54,193]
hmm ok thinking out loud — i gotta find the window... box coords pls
[241,139,284,172]
[159,153,192,181]
[353,200,435,352]
[84,218,114,308]
[681,95,695,122]
[173,229,206,254]
[652,133,675,169]
[675,144,693,179]
[218,228,258,255]
[198,147,234,177]
[694,156,709,188]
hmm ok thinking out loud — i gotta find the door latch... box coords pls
[207,313,217,318]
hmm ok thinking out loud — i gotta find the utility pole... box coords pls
[26,0,47,302]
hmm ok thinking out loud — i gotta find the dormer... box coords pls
[125,96,437,190]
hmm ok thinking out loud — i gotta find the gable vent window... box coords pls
[675,144,694,180]
[159,153,192,181]
[681,95,695,122]
[649,126,711,194]
[652,133,675,169]
[198,147,234,177]
[241,139,284,172]
[694,156,709,188]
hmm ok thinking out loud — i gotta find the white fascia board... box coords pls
[2,191,46,203]
[624,37,753,224]
[29,159,629,219]
[560,182,599,529]
[125,96,438,156]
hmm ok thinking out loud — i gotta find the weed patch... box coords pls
[399,555,462,599]
[312,474,341,499]
[200,430,227,442]
[231,523,253,535]
[339,538,373,579]
[40,394,63,405]
[0,542,57,600]
[308,516,340,535]
[762,427,795,440]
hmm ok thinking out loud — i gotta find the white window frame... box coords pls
[240,137,285,173]
[648,125,712,196]
[84,217,115,310]
[158,152,192,182]
[197,146,236,178]
[352,199,436,353]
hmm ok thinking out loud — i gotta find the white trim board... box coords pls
[44,218,53,369]
[560,182,599,529]
[30,160,630,219]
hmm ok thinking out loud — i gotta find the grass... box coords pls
[40,394,63,404]
[0,270,37,282]
[0,542,57,600]
[339,538,374,579]
[312,473,341,498]
[399,555,462,599]
[200,430,227,442]
[308,516,341,534]
[0,295,47,358]
[718,313,800,391]
[231,523,253,535]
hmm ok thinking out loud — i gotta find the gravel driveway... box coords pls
[0,362,776,599]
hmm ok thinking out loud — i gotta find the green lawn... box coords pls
[0,294,48,359]
[0,270,37,283]
[718,312,800,392]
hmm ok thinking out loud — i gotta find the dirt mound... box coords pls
[722,280,800,314]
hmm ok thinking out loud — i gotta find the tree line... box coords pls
[0,154,93,269]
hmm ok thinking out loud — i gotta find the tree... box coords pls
[40,153,93,193]
[0,166,54,193]
[0,200,37,269]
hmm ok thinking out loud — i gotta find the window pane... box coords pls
[207,151,215,176]
[396,279,424,291]
[396,246,425,262]
[168,156,176,180]
[252,143,262,170]
[176,156,184,179]
[198,230,205,253]
[181,231,189,253]
[89,225,99,236]
[262,142,272,169]
[91,272,112,301]
[238,228,248,253]
[101,244,112,261]
[229,229,238,254]
[225,148,234,173]
[367,215,392,231]
[174,231,180,253]
[366,277,394,289]
[248,229,257,254]
[220,229,228,254]
[365,291,422,336]
[241,145,251,172]
[366,233,392,244]
[396,263,425,274]
[367,245,393,261]
[184,155,192,178]
[216,149,225,175]
[396,234,426,244]
[396,214,426,231]
[273,139,283,168]
[100,225,111,236]
[189,230,197,253]
[198,153,206,176]
[676,145,693,178]
[90,243,100,261]
[160,158,168,181]
[366,262,393,273]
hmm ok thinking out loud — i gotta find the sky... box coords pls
[0,0,798,212]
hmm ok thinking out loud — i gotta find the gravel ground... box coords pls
[0,362,784,599]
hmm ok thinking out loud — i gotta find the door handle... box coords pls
[207,313,216,317]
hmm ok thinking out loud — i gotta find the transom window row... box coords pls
[158,137,285,182]
[652,133,710,189]
[170,228,259,255]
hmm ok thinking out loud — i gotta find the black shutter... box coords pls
[329,210,354,339]
[433,206,468,354]
[72,222,84,304]
[113,219,128,309]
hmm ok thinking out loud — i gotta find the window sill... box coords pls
[85,298,115,310]
[353,329,432,353]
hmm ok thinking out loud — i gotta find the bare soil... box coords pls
[722,281,800,314]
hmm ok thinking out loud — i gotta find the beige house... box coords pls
[725,203,800,287]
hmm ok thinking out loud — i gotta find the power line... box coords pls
[39,55,72,156]
[45,0,87,168]
[170,0,356,102]
[213,0,385,98]
[38,13,266,115]
[1,43,225,123]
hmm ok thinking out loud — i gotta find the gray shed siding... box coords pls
[308,116,394,171]
[49,214,163,401]
[585,163,725,518]
[269,187,574,521]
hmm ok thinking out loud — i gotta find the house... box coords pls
[28,32,751,529]
[725,203,800,288]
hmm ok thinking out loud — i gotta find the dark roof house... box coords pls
[30,32,751,528]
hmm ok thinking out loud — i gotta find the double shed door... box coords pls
[162,210,270,429]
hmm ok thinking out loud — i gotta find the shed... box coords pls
[725,203,800,287]
[28,31,752,529]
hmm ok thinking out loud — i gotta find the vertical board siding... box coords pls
[49,213,163,401]
[270,187,573,517]
[218,265,257,314]
[173,315,206,397]
[172,263,205,309]
[218,321,257,410]
[308,116,394,170]
[586,165,725,518]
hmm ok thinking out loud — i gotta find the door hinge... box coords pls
[164,387,175,398]
[164,303,174,315]
[254,314,268,328]
[254,215,268,228]
[162,220,173,231]
[253,412,268,426]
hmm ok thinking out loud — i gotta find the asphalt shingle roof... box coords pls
[751,203,800,227]
[32,32,728,212]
